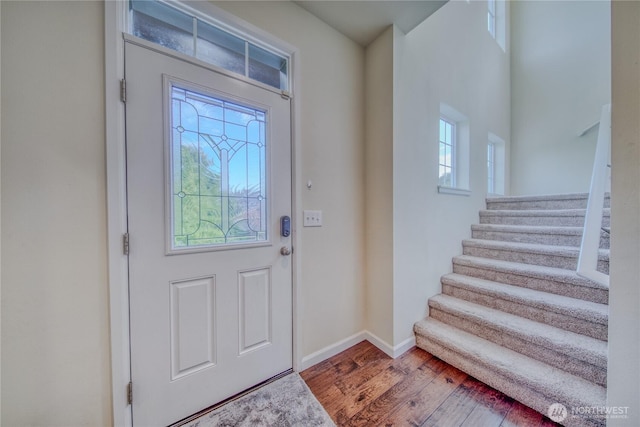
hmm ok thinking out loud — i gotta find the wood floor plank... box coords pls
[304,347,361,394]
[460,379,514,426]
[351,341,385,366]
[301,343,561,427]
[344,358,442,426]
[334,354,393,395]
[377,363,468,427]
[336,366,408,419]
[500,400,545,427]
[393,347,436,374]
[421,376,486,427]
[300,359,333,382]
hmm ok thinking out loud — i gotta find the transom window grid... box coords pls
[439,118,456,188]
[129,0,289,91]
[487,142,496,194]
[170,85,268,250]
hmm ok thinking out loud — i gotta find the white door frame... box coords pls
[104,2,302,426]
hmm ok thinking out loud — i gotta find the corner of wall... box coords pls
[363,26,395,347]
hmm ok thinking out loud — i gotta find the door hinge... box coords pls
[127,381,133,405]
[120,79,127,103]
[123,233,130,256]
[281,90,291,100]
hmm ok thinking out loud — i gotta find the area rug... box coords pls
[182,373,336,427]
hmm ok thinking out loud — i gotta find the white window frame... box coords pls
[438,103,470,196]
[105,3,301,426]
[487,0,496,39]
[439,117,457,188]
[487,132,506,195]
[488,0,506,52]
[487,141,496,194]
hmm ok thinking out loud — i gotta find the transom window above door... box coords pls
[129,0,290,91]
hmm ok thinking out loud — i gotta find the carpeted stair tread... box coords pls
[471,224,609,248]
[428,294,607,368]
[441,273,608,326]
[479,208,610,227]
[486,192,610,211]
[452,255,608,291]
[462,238,609,272]
[414,193,610,425]
[414,318,606,426]
[452,255,608,304]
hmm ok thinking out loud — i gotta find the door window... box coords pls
[170,85,268,250]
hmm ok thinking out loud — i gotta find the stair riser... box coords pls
[441,283,608,341]
[451,262,609,304]
[429,307,607,386]
[471,229,610,249]
[479,214,610,228]
[415,335,605,427]
[462,246,610,274]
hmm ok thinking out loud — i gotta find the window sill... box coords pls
[438,186,471,196]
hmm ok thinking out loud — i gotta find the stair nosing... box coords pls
[486,193,591,203]
[471,223,587,235]
[441,273,608,325]
[480,208,610,215]
[462,238,610,259]
[414,318,606,407]
[428,294,608,366]
[453,254,609,290]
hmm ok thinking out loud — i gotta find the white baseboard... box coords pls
[299,331,369,371]
[299,330,416,371]
[392,335,416,357]
[365,331,415,358]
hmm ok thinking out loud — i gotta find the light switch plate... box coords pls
[303,210,322,227]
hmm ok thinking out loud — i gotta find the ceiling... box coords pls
[293,1,448,47]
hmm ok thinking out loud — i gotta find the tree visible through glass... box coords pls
[171,86,267,249]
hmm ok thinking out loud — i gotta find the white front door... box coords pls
[125,39,293,426]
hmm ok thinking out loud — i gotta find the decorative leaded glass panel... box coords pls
[171,86,267,249]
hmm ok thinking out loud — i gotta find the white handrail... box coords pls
[579,120,599,137]
[577,104,611,286]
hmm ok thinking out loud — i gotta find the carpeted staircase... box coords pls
[414,193,609,427]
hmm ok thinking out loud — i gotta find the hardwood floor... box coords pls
[300,341,560,427]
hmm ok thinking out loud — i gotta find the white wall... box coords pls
[608,1,640,423]
[1,0,366,425]
[362,0,511,349]
[510,0,611,195]
[1,2,112,426]
[4,1,637,425]
[392,0,511,347]
[364,26,394,346]
[202,1,369,363]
